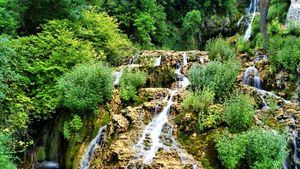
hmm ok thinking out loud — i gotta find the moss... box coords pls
[37,146,46,162]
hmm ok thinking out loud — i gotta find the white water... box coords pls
[113,71,123,86]
[36,161,59,169]
[243,66,262,89]
[244,0,258,40]
[237,16,244,26]
[183,52,188,66]
[126,63,196,167]
[255,88,290,104]
[154,56,162,67]
[80,125,107,169]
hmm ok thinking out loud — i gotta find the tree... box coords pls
[260,0,269,50]
[182,10,202,49]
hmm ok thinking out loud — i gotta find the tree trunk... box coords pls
[260,0,269,50]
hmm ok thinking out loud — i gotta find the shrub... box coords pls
[188,61,240,102]
[223,94,255,132]
[63,115,84,142]
[286,21,300,36]
[198,104,223,132]
[216,128,287,169]
[268,19,282,36]
[205,37,235,61]
[120,70,147,102]
[267,0,289,23]
[245,129,287,169]
[269,36,300,75]
[216,132,248,169]
[236,36,252,54]
[56,62,113,111]
[0,134,17,169]
[182,88,214,113]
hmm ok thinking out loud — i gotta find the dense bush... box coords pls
[188,61,240,102]
[267,0,289,23]
[216,128,287,169]
[56,62,113,111]
[236,36,252,54]
[269,36,300,76]
[182,10,202,49]
[0,134,17,169]
[120,70,147,102]
[0,0,23,35]
[205,37,235,61]
[198,104,223,132]
[63,115,84,142]
[216,132,248,169]
[182,88,214,113]
[223,94,255,132]
[286,21,300,37]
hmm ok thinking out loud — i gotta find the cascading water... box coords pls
[113,71,123,86]
[80,125,107,169]
[154,56,162,67]
[182,52,188,66]
[244,0,258,40]
[126,58,196,168]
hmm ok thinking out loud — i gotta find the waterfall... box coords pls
[237,16,244,26]
[244,0,258,40]
[80,125,107,169]
[126,62,195,167]
[36,161,59,169]
[113,71,123,86]
[183,52,188,66]
[243,66,262,89]
[154,56,162,67]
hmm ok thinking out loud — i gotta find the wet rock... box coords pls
[112,114,129,133]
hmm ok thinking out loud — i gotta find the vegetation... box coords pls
[120,70,147,102]
[223,94,255,132]
[189,60,240,102]
[56,62,113,112]
[63,115,84,142]
[205,37,235,61]
[0,134,16,169]
[216,128,287,169]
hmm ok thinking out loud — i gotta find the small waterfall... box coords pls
[36,161,59,169]
[182,52,188,66]
[154,56,162,67]
[126,62,194,167]
[244,0,258,40]
[243,66,262,89]
[113,71,123,86]
[237,16,244,26]
[80,125,107,169]
[129,56,135,64]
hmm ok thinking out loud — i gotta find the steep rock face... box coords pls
[287,0,300,22]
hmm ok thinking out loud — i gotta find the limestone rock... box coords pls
[112,114,129,133]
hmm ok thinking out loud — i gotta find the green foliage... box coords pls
[245,129,287,169]
[216,128,287,169]
[0,0,23,35]
[120,70,147,102]
[56,62,113,111]
[223,94,255,132]
[182,10,202,49]
[267,0,289,23]
[0,134,17,169]
[216,132,248,169]
[36,146,46,162]
[269,36,300,74]
[198,104,223,132]
[189,61,240,102]
[134,13,156,46]
[182,88,214,113]
[268,19,282,36]
[63,115,84,142]
[236,36,252,54]
[286,21,300,36]
[205,37,235,61]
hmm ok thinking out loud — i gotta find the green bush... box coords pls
[56,62,113,111]
[236,36,252,54]
[286,21,300,36]
[268,19,282,36]
[188,61,240,102]
[223,94,255,132]
[216,132,248,169]
[182,88,214,113]
[120,70,147,102]
[205,37,235,61]
[216,128,287,169]
[267,0,289,23]
[63,115,84,141]
[198,104,223,132]
[0,134,17,169]
[269,36,300,75]
[245,129,287,169]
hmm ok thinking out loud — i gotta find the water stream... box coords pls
[113,71,123,86]
[126,59,196,168]
[182,52,188,66]
[244,0,258,40]
[154,56,161,67]
[80,125,107,169]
